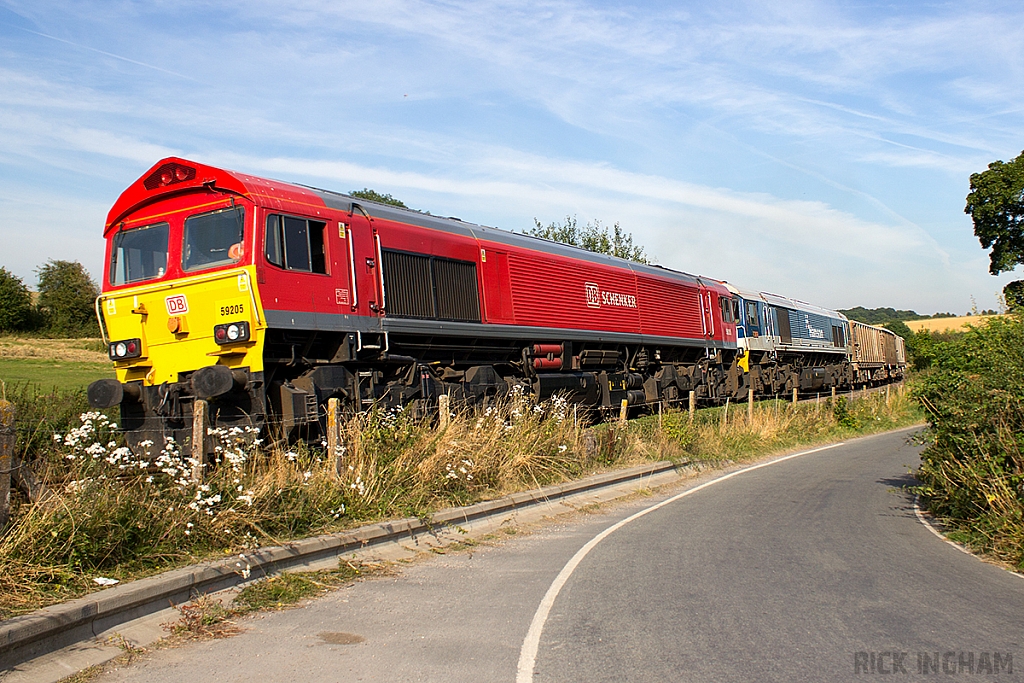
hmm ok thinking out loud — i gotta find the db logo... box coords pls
[585,282,601,309]
[165,294,189,315]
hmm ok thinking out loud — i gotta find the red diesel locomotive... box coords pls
[88,157,740,447]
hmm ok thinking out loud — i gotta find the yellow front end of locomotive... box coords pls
[97,266,266,386]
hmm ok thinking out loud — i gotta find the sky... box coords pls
[2,0,1024,315]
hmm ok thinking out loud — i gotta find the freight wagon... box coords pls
[848,320,907,384]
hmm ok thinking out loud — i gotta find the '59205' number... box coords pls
[220,304,244,316]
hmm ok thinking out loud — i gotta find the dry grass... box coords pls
[0,336,107,363]
[624,385,919,467]
[0,387,921,619]
[164,594,242,640]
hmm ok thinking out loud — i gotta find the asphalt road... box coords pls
[99,428,1024,682]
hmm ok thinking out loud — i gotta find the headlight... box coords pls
[109,338,143,360]
[214,321,250,345]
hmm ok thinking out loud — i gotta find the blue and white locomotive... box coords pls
[724,284,904,395]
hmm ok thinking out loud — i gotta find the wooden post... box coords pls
[792,387,798,405]
[721,397,730,428]
[831,386,837,404]
[747,387,754,422]
[688,390,696,424]
[438,394,450,429]
[0,399,13,529]
[658,400,663,430]
[191,399,207,483]
[327,397,341,477]
[619,398,628,424]
[886,384,891,407]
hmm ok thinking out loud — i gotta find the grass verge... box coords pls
[912,314,1024,572]
[1,386,922,620]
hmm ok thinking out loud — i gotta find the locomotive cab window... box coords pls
[182,206,245,272]
[832,324,847,347]
[265,214,327,274]
[745,301,759,328]
[719,297,736,324]
[110,222,169,285]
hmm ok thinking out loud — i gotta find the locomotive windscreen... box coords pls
[382,249,481,323]
[110,222,169,285]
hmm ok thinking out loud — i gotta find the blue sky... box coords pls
[2,0,1023,314]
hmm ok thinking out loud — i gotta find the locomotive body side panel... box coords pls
[479,246,515,325]
[506,249,641,333]
[635,274,704,340]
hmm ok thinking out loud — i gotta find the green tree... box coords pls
[528,215,648,264]
[0,267,33,332]
[349,188,407,208]
[965,150,1024,274]
[839,306,923,324]
[882,320,913,339]
[36,260,99,337]
[1004,280,1024,312]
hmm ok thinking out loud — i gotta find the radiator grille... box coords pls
[382,249,481,322]
[383,251,434,318]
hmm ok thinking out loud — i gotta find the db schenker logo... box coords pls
[165,294,189,315]
[585,282,638,309]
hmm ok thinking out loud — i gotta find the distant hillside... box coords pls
[839,307,924,324]
[838,307,961,324]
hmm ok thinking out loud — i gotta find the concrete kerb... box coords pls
[0,459,681,671]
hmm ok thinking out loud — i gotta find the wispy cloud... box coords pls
[3,22,199,81]
[0,0,1022,311]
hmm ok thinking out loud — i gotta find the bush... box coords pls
[35,260,100,337]
[0,268,33,332]
[913,314,1024,569]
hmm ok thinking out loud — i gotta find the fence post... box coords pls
[886,384,891,407]
[688,390,696,424]
[721,397,730,428]
[792,387,798,405]
[438,394,450,430]
[831,386,837,404]
[0,400,13,529]
[658,400,663,430]
[328,397,341,478]
[747,387,754,422]
[191,399,207,483]
[619,398,629,424]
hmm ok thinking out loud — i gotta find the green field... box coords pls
[0,357,113,392]
[0,336,112,392]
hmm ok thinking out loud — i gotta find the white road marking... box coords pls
[912,496,974,556]
[515,441,845,682]
[913,496,1024,580]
